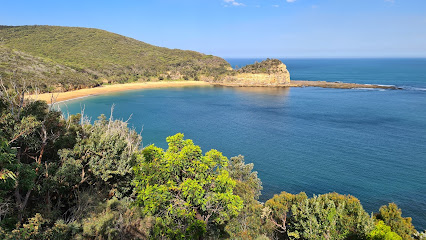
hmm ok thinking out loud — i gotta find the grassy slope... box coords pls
[0,25,231,92]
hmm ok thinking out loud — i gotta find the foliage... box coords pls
[82,198,153,240]
[0,25,232,92]
[133,133,243,239]
[265,192,374,239]
[0,94,67,224]
[0,45,98,93]
[238,58,285,74]
[225,155,262,201]
[374,203,416,240]
[224,155,268,239]
[0,85,423,239]
[0,84,142,238]
[368,221,402,240]
[0,213,80,240]
[0,135,16,181]
[57,113,141,199]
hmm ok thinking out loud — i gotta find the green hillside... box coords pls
[0,45,97,92]
[0,25,231,92]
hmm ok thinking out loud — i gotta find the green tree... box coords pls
[368,221,402,240]
[133,133,243,239]
[265,192,373,240]
[0,86,66,223]
[374,203,416,240]
[56,114,141,198]
[224,155,266,239]
[0,135,16,182]
[1,83,142,233]
[264,191,308,239]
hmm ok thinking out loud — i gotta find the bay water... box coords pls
[58,58,426,230]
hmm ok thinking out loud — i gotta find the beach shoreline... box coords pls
[28,81,212,104]
[28,80,399,104]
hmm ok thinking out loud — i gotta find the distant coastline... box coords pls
[28,80,399,104]
[215,80,399,89]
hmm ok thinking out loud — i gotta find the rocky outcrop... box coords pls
[220,59,290,86]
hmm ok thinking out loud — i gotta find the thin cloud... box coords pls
[272,5,280,8]
[224,0,245,7]
[286,0,296,3]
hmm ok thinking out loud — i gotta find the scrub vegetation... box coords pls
[0,25,232,93]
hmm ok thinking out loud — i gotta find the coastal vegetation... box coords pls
[0,25,399,95]
[237,58,287,74]
[0,86,423,239]
[0,25,232,93]
[0,25,421,239]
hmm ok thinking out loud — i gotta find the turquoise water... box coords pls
[59,59,426,230]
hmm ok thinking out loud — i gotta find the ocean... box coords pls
[58,58,426,230]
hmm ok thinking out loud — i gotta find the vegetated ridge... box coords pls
[0,25,232,92]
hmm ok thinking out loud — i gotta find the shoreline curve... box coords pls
[28,81,212,104]
[28,80,400,104]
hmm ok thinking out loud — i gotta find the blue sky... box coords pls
[1,0,426,58]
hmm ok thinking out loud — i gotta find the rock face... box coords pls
[222,59,290,86]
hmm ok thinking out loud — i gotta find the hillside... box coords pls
[0,25,232,92]
[0,45,98,92]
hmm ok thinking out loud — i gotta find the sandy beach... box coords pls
[28,81,212,104]
[29,80,399,104]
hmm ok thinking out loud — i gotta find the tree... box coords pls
[56,114,141,198]
[368,221,402,240]
[0,82,66,223]
[264,191,308,239]
[374,203,416,240]
[132,133,243,239]
[224,155,266,239]
[264,192,373,240]
[0,135,16,182]
[1,80,142,232]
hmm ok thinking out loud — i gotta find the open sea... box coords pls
[58,58,426,230]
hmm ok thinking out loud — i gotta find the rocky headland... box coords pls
[220,58,290,86]
[213,58,398,90]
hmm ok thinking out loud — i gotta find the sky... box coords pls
[1,0,426,58]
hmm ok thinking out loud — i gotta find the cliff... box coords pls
[220,59,291,86]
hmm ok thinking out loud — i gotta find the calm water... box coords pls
[58,59,426,230]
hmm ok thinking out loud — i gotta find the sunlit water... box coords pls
[58,59,426,230]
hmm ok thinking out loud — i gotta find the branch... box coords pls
[269,213,287,233]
